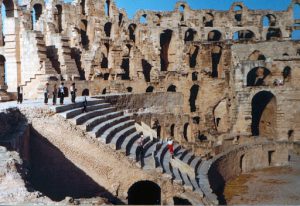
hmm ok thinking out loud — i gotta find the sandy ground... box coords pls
[224,153,300,205]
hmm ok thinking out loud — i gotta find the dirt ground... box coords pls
[224,153,300,205]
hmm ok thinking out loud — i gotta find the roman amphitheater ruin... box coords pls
[0,0,300,204]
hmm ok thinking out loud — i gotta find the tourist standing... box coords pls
[167,138,174,159]
[82,96,88,113]
[136,134,144,166]
[44,83,49,105]
[59,82,65,105]
[70,82,77,103]
[52,84,57,105]
[17,85,23,104]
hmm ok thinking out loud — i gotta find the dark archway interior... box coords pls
[56,5,62,33]
[167,85,176,92]
[184,29,196,42]
[103,73,109,80]
[170,124,175,137]
[33,4,42,21]
[160,29,173,71]
[128,181,161,205]
[234,30,255,40]
[183,123,189,141]
[266,28,282,40]
[247,67,270,86]
[3,0,15,17]
[211,46,222,78]
[102,88,107,94]
[203,13,214,27]
[118,13,123,26]
[142,59,152,82]
[128,24,136,42]
[71,48,85,80]
[190,46,199,68]
[208,30,222,41]
[282,66,291,79]
[121,58,130,80]
[173,196,192,205]
[192,72,198,81]
[189,84,199,112]
[127,87,133,92]
[251,91,275,136]
[81,20,89,49]
[101,54,108,68]
[80,0,85,15]
[146,86,154,93]
[82,89,89,96]
[104,22,112,37]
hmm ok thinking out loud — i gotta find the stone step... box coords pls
[90,115,131,138]
[170,164,183,184]
[181,172,193,190]
[61,103,111,119]
[54,99,105,113]
[110,125,136,147]
[101,120,136,144]
[71,107,117,125]
[129,136,151,159]
[124,131,143,155]
[190,156,202,174]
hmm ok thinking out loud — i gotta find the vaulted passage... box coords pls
[189,84,199,112]
[160,29,173,71]
[251,91,276,137]
[128,181,161,205]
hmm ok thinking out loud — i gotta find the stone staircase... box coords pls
[52,98,204,197]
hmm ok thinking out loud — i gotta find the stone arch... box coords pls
[102,88,106,94]
[104,0,110,16]
[128,23,136,42]
[155,13,161,26]
[170,124,175,137]
[160,29,173,71]
[248,50,266,61]
[233,5,243,11]
[142,59,152,82]
[126,87,133,93]
[118,13,123,26]
[189,45,199,68]
[2,0,15,18]
[82,88,89,96]
[32,3,43,30]
[251,91,277,138]
[103,73,109,80]
[262,14,276,27]
[213,99,229,133]
[55,4,63,33]
[233,30,255,41]
[104,22,112,37]
[189,84,199,112]
[127,180,161,205]
[100,44,109,68]
[192,72,198,81]
[183,123,190,141]
[80,0,85,15]
[203,13,214,27]
[282,66,291,82]
[146,86,154,93]
[167,84,176,92]
[266,28,282,40]
[233,5,243,22]
[140,14,147,24]
[247,67,271,86]
[184,28,196,42]
[208,30,222,41]
[211,45,222,78]
[0,55,6,86]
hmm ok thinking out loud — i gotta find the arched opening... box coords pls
[247,67,271,86]
[170,124,175,137]
[192,72,198,81]
[248,50,266,61]
[193,116,200,124]
[142,59,152,82]
[127,87,133,93]
[101,53,108,68]
[100,44,109,68]
[80,0,85,15]
[128,181,161,205]
[146,86,154,93]
[282,66,291,82]
[266,28,282,40]
[160,29,173,71]
[183,123,189,141]
[80,20,89,49]
[293,3,300,20]
[189,84,199,112]
[234,6,243,22]
[208,30,222,41]
[102,88,106,94]
[82,89,89,96]
[263,14,276,27]
[167,85,176,92]
[140,14,147,24]
[179,5,185,21]
[211,46,222,78]
[184,28,196,42]
[121,58,130,80]
[189,45,199,68]
[213,99,228,133]
[71,48,85,80]
[234,5,243,11]
[104,22,112,37]
[155,14,161,26]
[55,5,63,33]
[128,24,136,42]
[240,154,245,172]
[118,13,123,26]
[203,13,214,27]
[103,73,109,80]
[251,91,276,137]
[0,55,6,86]
[105,0,110,16]
[173,196,192,205]
[233,30,255,41]
[32,4,43,30]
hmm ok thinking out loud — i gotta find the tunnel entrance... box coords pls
[128,180,161,205]
[27,128,121,203]
[251,91,276,137]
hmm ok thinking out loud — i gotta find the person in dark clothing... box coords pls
[82,96,88,113]
[153,120,161,140]
[17,86,23,104]
[58,82,65,105]
[52,84,57,105]
[44,83,49,105]
[136,134,144,167]
[70,83,77,103]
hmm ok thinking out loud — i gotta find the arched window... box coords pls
[160,29,173,71]
[142,59,152,82]
[234,5,243,11]
[247,67,271,86]
[233,30,255,41]
[184,28,196,42]
[127,87,133,92]
[263,14,276,27]
[128,24,136,42]
[203,13,214,27]
[146,86,154,93]
[140,14,147,24]
[104,22,112,37]
[167,85,176,92]
[208,30,222,41]
[32,4,43,30]
[266,28,282,40]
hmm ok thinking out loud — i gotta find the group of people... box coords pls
[43,82,77,105]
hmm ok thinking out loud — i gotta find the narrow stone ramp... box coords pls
[52,98,204,197]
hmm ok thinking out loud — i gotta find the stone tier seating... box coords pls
[52,98,203,196]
